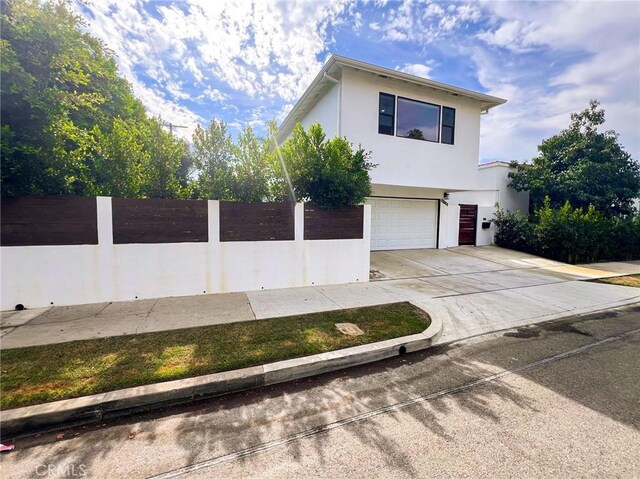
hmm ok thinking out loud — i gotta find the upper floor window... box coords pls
[378,93,395,135]
[377,91,456,145]
[396,97,440,142]
[441,106,455,145]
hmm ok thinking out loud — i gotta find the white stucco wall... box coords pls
[300,82,339,138]
[0,200,371,310]
[477,163,529,213]
[445,165,528,247]
[339,67,484,191]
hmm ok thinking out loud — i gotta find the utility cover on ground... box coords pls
[335,323,364,336]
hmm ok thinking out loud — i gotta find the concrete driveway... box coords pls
[370,246,640,296]
[370,246,640,343]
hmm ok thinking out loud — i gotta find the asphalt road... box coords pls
[2,305,639,479]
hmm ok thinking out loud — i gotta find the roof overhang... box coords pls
[277,54,507,142]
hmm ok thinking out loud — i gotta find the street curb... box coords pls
[0,313,442,438]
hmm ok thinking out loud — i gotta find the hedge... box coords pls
[493,198,640,264]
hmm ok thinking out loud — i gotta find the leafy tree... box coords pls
[191,120,235,200]
[276,123,375,210]
[1,0,188,199]
[191,120,279,202]
[92,118,147,197]
[138,118,190,199]
[1,0,146,195]
[509,100,640,216]
[407,128,425,140]
[230,126,271,202]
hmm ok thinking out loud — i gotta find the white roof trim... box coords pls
[277,54,507,142]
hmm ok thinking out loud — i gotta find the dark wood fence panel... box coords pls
[304,204,364,240]
[1,196,98,246]
[220,201,294,241]
[112,198,208,244]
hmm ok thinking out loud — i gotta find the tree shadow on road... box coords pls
[10,307,634,478]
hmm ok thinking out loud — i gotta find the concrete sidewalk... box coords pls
[1,247,639,349]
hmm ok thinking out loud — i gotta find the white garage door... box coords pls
[368,198,438,250]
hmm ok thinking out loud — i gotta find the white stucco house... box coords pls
[277,55,529,250]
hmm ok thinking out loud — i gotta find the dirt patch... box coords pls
[591,274,640,288]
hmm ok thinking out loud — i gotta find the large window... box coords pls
[377,92,456,145]
[396,97,440,142]
[378,93,395,135]
[441,106,455,145]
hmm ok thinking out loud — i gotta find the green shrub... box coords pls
[493,198,640,263]
[493,207,534,252]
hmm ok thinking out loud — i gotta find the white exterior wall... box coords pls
[445,165,529,247]
[300,83,339,138]
[0,200,372,310]
[339,68,483,190]
[477,163,529,213]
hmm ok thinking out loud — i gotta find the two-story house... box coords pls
[277,55,527,250]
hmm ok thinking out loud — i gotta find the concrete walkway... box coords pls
[1,247,639,349]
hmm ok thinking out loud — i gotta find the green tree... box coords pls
[138,118,189,199]
[1,0,147,195]
[92,118,147,197]
[230,126,271,202]
[276,123,375,210]
[1,0,189,199]
[191,120,234,200]
[509,100,640,216]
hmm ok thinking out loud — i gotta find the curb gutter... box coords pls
[1,313,443,438]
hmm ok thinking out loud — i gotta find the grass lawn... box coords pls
[0,302,429,410]
[592,274,640,288]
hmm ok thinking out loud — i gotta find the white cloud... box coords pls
[423,3,444,18]
[199,87,227,103]
[184,0,352,102]
[399,63,433,78]
[165,81,190,101]
[378,0,483,43]
[72,0,354,137]
[184,57,204,84]
[475,1,640,161]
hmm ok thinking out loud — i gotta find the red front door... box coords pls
[458,204,477,246]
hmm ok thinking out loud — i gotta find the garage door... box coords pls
[368,198,438,250]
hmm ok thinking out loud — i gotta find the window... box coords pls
[441,106,455,145]
[396,97,440,142]
[377,92,456,146]
[378,93,395,135]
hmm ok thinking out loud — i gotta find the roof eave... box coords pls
[331,55,507,109]
[276,56,338,143]
[277,54,508,142]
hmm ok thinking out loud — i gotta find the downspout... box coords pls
[323,72,341,136]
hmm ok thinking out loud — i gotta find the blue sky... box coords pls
[73,0,640,163]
